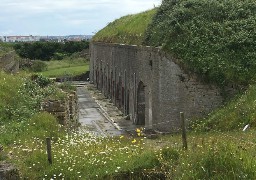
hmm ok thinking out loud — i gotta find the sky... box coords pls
[0,0,162,36]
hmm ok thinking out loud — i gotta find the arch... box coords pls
[136,81,146,125]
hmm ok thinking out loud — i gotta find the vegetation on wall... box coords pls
[93,0,256,87]
[13,41,89,60]
[144,0,256,86]
[92,9,157,45]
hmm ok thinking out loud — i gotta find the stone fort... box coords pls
[90,42,223,132]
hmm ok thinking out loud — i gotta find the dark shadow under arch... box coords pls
[136,81,145,125]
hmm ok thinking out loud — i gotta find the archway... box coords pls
[136,81,145,125]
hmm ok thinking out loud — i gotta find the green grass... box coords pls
[4,124,256,179]
[2,71,256,178]
[39,59,89,77]
[92,9,157,45]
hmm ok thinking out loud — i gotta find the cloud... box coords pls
[0,0,161,35]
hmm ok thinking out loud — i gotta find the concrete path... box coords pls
[76,84,123,137]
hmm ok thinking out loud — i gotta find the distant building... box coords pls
[3,35,40,42]
[1,35,92,43]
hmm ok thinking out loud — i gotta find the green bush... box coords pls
[30,60,48,72]
[14,41,89,61]
[31,74,52,87]
[144,0,256,86]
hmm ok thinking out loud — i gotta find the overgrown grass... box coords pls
[0,71,67,147]
[12,133,159,179]
[2,71,256,178]
[92,9,157,45]
[4,126,256,179]
[39,58,89,78]
[145,0,256,86]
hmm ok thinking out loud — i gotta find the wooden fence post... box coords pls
[46,137,52,164]
[180,112,188,150]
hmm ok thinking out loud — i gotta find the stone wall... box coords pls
[0,51,19,73]
[90,42,223,132]
[41,91,79,129]
[0,163,20,180]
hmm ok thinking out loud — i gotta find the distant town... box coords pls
[0,35,93,43]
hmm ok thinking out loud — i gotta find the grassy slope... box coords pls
[39,59,89,77]
[145,0,256,86]
[92,9,157,45]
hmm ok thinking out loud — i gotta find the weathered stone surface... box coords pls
[90,42,223,132]
[41,91,79,129]
[0,163,20,180]
[0,52,19,73]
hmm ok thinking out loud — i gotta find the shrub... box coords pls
[30,60,48,72]
[144,0,256,86]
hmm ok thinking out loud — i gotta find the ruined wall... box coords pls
[0,163,20,180]
[90,42,223,132]
[0,51,19,73]
[41,91,79,129]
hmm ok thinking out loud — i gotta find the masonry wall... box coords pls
[90,42,223,132]
[41,91,79,130]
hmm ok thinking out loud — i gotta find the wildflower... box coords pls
[132,139,137,143]
[120,135,124,139]
[136,128,141,133]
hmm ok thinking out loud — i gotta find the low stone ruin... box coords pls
[0,163,20,180]
[41,91,79,129]
[0,52,19,73]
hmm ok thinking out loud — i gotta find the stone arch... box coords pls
[136,81,146,125]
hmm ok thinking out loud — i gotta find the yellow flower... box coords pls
[132,139,137,143]
[120,135,124,139]
[136,128,141,133]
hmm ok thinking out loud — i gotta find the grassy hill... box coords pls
[145,0,256,86]
[92,9,157,45]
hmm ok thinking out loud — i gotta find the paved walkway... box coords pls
[77,84,123,136]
